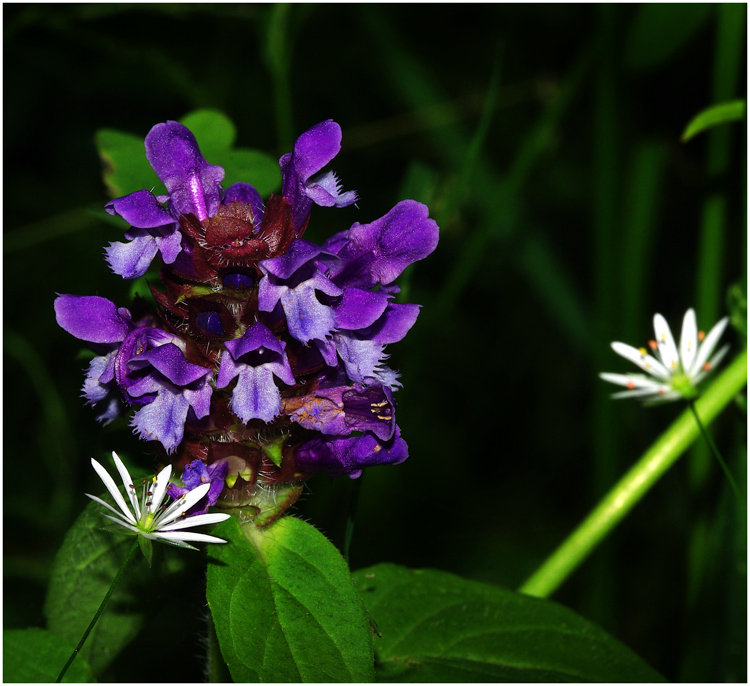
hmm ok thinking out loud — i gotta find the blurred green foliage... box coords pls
[3,3,746,682]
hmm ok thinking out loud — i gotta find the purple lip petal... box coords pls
[54,295,133,343]
[360,303,421,344]
[131,392,191,453]
[132,343,212,386]
[259,238,339,280]
[294,427,408,478]
[145,121,225,221]
[283,383,396,441]
[224,321,286,360]
[333,287,390,331]
[328,199,439,289]
[280,120,357,230]
[105,189,176,228]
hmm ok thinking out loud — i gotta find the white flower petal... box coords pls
[101,514,141,534]
[679,308,698,374]
[610,387,668,400]
[692,343,730,385]
[111,451,140,520]
[155,482,212,527]
[86,493,136,524]
[653,313,680,372]
[611,342,671,380]
[690,316,729,377]
[156,530,228,545]
[599,372,665,390]
[90,458,137,525]
[159,512,231,532]
[148,463,172,515]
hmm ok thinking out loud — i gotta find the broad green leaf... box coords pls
[179,109,281,195]
[353,564,665,683]
[625,4,712,72]
[682,100,746,142]
[207,515,375,682]
[180,108,237,158]
[3,628,93,683]
[214,148,281,196]
[95,129,160,198]
[44,500,146,676]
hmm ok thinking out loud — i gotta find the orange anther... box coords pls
[698,330,706,341]
[702,362,712,371]
[626,381,635,390]
[648,340,658,351]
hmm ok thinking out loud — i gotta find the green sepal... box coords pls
[262,435,285,467]
[138,535,154,568]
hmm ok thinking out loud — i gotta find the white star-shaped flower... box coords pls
[86,451,231,549]
[600,308,730,403]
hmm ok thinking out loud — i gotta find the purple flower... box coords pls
[258,239,343,344]
[318,200,439,387]
[167,459,229,515]
[216,322,296,423]
[281,383,396,441]
[280,119,357,232]
[294,427,409,479]
[54,294,213,452]
[105,122,226,279]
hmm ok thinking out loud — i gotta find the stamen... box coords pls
[638,347,648,357]
[626,381,635,390]
[648,340,658,351]
[703,362,712,371]
[698,330,706,341]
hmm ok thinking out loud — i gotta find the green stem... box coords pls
[520,348,747,599]
[688,400,743,503]
[56,539,139,682]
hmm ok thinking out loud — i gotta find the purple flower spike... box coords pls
[216,323,295,424]
[280,120,357,231]
[145,121,225,221]
[295,427,409,479]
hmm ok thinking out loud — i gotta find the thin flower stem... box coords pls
[520,348,747,599]
[56,539,139,682]
[688,400,743,502]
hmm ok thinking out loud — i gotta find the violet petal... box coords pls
[145,121,225,221]
[55,295,132,344]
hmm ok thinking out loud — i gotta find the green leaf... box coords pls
[180,108,237,157]
[682,100,746,142]
[214,148,281,196]
[95,129,160,198]
[353,564,665,683]
[3,628,93,683]
[207,515,375,682]
[179,109,280,195]
[43,500,146,676]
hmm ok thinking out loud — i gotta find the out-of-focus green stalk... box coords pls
[520,348,747,599]
[265,4,294,151]
[691,3,745,489]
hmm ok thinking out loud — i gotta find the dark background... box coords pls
[4,3,746,682]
